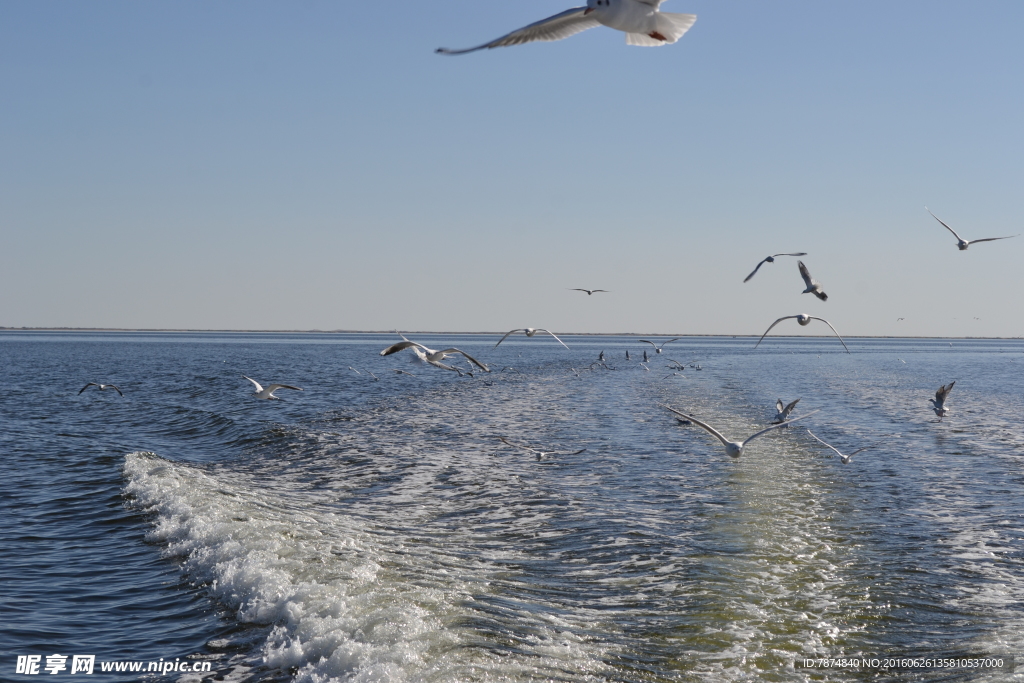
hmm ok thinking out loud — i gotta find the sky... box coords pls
[2,1,1023,337]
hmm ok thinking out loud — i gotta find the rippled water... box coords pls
[2,331,1023,682]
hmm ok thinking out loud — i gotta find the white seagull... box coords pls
[570,288,609,296]
[798,261,828,301]
[498,437,586,461]
[772,398,800,424]
[379,336,490,372]
[78,382,123,397]
[494,328,570,350]
[437,0,696,55]
[806,429,897,465]
[743,253,808,283]
[639,337,680,354]
[754,314,850,353]
[927,208,1019,251]
[930,381,955,420]
[660,404,820,458]
[243,376,303,400]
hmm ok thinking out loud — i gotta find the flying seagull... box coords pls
[639,337,680,354]
[243,376,303,400]
[930,381,955,420]
[754,314,850,353]
[570,288,609,295]
[926,208,1019,251]
[437,1,696,55]
[806,429,896,465]
[78,382,123,397]
[660,404,820,458]
[743,253,808,283]
[498,436,586,461]
[494,328,570,350]
[798,261,828,301]
[379,336,490,372]
[772,398,800,424]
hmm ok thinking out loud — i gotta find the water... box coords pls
[2,331,1023,682]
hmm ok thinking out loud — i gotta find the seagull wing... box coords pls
[775,399,785,414]
[243,376,263,393]
[754,316,798,349]
[78,383,98,394]
[809,317,850,353]
[499,437,539,455]
[437,8,599,55]
[661,338,682,347]
[659,404,731,447]
[784,398,801,414]
[494,329,525,349]
[743,257,771,283]
[108,384,124,396]
[742,409,821,446]
[966,235,1019,244]
[798,261,816,289]
[538,328,571,349]
[935,381,955,403]
[773,252,808,258]
[440,348,490,372]
[379,340,427,357]
[806,428,845,458]
[926,208,964,242]
[639,340,657,348]
[265,384,303,392]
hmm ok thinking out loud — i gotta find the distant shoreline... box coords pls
[1,327,1020,340]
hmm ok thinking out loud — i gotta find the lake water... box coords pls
[2,331,1023,682]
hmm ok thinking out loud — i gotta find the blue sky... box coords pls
[2,1,1022,336]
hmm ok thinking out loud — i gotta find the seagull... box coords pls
[897,318,905,321]
[598,350,605,361]
[743,253,808,283]
[437,1,696,55]
[660,404,820,458]
[798,261,828,301]
[754,314,850,353]
[625,349,631,360]
[806,429,897,465]
[930,381,955,420]
[570,288,609,295]
[494,328,570,350]
[643,349,650,362]
[926,208,1019,251]
[379,336,490,372]
[639,337,680,354]
[243,376,303,400]
[498,437,586,461]
[78,382,123,397]
[772,398,800,424]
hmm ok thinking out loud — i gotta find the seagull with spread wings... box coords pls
[243,376,303,400]
[660,404,820,458]
[798,261,828,301]
[927,208,1019,251]
[570,288,609,296]
[806,429,897,465]
[498,437,586,461]
[639,337,680,354]
[78,382,123,397]
[930,381,955,420]
[494,328,570,350]
[772,398,801,424]
[437,0,696,55]
[743,253,807,283]
[754,314,850,353]
[380,336,490,373]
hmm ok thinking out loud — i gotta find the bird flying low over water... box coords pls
[754,315,850,353]
[772,398,800,424]
[498,437,587,461]
[243,376,303,400]
[743,253,807,283]
[798,261,828,301]
[660,404,820,458]
[930,381,955,420]
[380,336,491,373]
[78,382,123,397]
[806,429,898,465]
[926,208,1019,251]
[639,338,680,354]
[494,328,570,350]
[570,288,609,296]
[437,0,696,55]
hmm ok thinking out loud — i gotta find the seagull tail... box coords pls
[627,13,696,45]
